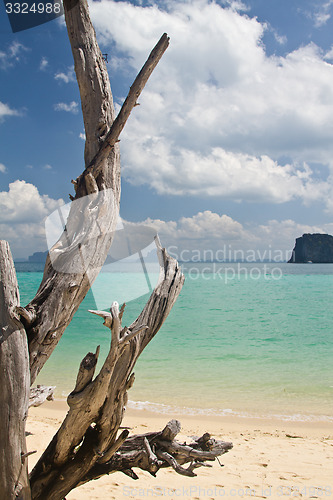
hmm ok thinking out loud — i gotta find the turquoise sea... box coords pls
[16,262,333,422]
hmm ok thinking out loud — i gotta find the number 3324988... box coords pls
[5,3,62,14]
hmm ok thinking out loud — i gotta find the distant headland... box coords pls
[28,251,48,263]
[288,233,333,263]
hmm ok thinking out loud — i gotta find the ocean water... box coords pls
[16,262,333,422]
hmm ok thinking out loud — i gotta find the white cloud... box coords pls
[0,181,64,258]
[55,66,75,83]
[273,31,287,45]
[79,132,86,140]
[0,180,63,223]
[40,57,49,71]
[0,41,28,70]
[0,163,6,173]
[125,211,333,262]
[54,101,79,114]
[88,0,333,210]
[44,164,53,170]
[0,222,48,259]
[123,142,328,203]
[312,0,333,27]
[225,0,248,12]
[0,101,20,122]
[324,46,333,61]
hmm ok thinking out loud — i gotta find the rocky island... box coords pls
[288,233,333,263]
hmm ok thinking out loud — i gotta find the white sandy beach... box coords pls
[27,401,333,499]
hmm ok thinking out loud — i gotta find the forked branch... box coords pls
[29,237,232,499]
[29,239,185,499]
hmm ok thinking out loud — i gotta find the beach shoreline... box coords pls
[27,400,333,499]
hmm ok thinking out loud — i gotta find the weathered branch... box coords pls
[87,33,170,169]
[29,385,55,408]
[62,0,116,166]
[23,0,169,385]
[1,0,235,499]
[72,346,100,394]
[156,450,196,477]
[76,420,233,485]
[0,241,30,499]
[29,240,185,499]
[24,0,120,385]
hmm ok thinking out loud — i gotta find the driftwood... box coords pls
[28,238,231,499]
[0,0,233,498]
[29,238,187,499]
[29,385,55,408]
[77,420,233,485]
[0,241,30,499]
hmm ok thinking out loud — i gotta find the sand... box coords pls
[27,401,333,499]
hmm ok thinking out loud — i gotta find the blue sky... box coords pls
[1,0,333,259]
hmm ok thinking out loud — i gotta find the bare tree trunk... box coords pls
[0,1,233,498]
[24,0,121,385]
[21,0,170,385]
[0,241,30,499]
[1,0,173,494]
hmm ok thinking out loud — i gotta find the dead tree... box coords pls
[0,0,232,498]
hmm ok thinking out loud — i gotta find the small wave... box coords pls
[127,399,333,423]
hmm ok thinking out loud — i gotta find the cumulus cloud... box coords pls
[123,143,328,203]
[0,101,20,122]
[0,181,64,258]
[0,180,63,223]
[88,0,333,210]
[124,211,333,262]
[0,163,6,173]
[54,101,79,113]
[55,66,75,83]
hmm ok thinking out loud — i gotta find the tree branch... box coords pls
[29,241,185,499]
[23,0,169,385]
[86,33,170,169]
[29,385,55,408]
[76,421,233,486]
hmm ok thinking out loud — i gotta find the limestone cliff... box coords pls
[288,233,333,263]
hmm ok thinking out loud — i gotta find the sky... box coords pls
[1,0,333,260]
